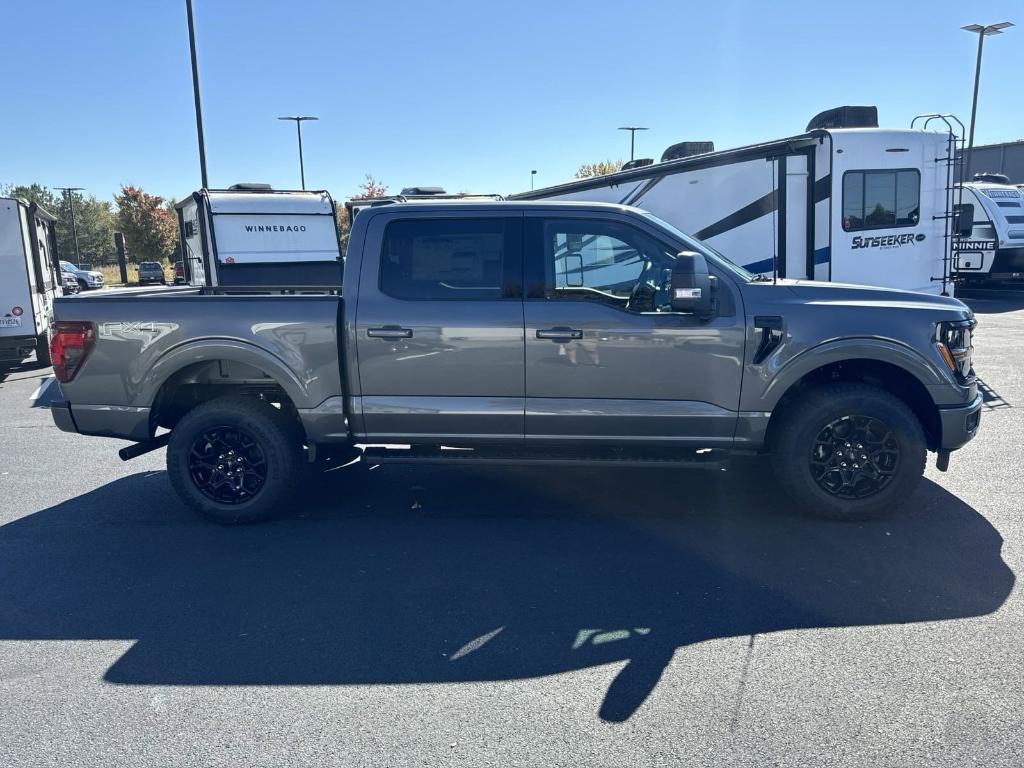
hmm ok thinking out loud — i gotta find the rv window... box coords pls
[380,218,513,300]
[540,219,678,312]
[842,169,920,232]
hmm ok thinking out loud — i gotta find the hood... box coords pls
[780,279,970,316]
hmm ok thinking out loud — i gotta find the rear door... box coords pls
[522,211,745,446]
[354,211,525,443]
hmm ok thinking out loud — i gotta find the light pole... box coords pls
[531,169,537,190]
[185,0,209,188]
[618,126,649,162]
[278,116,319,189]
[55,186,84,264]
[961,22,1013,175]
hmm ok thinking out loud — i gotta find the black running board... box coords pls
[360,445,726,470]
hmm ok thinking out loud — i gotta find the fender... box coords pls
[745,336,953,412]
[141,338,313,410]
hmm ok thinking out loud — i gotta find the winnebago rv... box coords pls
[513,108,965,296]
[0,198,61,365]
[952,176,1024,283]
[175,185,343,289]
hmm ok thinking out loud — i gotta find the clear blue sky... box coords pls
[3,0,1021,202]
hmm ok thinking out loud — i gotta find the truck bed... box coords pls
[52,289,346,442]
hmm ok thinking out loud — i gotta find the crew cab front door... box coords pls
[354,212,525,443]
[523,212,745,446]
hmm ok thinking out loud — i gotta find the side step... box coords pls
[360,445,727,470]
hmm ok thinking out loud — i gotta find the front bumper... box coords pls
[938,392,983,451]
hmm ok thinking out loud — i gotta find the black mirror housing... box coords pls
[670,250,715,318]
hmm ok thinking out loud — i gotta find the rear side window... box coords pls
[381,218,515,300]
[842,169,920,231]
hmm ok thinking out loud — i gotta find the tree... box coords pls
[3,183,116,264]
[575,160,624,179]
[336,175,388,252]
[115,185,178,263]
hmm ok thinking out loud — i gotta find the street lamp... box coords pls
[618,126,649,162]
[278,115,319,189]
[962,22,1013,173]
[55,186,84,264]
[531,169,537,190]
[185,0,209,188]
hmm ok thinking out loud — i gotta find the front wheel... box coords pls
[770,383,927,520]
[167,395,304,524]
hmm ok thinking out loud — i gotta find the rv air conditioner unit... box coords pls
[400,186,447,196]
[228,183,273,191]
[973,172,1011,185]
[621,158,654,171]
[661,141,715,163]
[806,106,878,132]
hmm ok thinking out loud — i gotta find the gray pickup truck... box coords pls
[48,201,981,523]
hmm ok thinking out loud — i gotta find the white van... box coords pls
[0,198,61,366]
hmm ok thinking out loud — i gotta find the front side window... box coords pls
[381,218,512,300]
[842,169,920,231]
[541,219,679,312]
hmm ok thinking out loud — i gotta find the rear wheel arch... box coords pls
[149,352,308,445]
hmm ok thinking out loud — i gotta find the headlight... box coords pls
[935,319,975,381]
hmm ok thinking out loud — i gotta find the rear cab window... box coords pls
[380,218,521,300]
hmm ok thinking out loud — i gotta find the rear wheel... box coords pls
[167,395,304,524]
[770,383,927,520]
[35,331,52,367]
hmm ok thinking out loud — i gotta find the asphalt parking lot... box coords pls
[1,289,1022,767]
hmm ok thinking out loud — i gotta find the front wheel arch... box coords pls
[766,357,940,452]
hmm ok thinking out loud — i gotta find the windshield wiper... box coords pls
[750,274,774,282]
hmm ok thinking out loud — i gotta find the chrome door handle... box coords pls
[536,327,583,341]
[367,326,413,339]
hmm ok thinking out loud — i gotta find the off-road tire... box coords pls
[770,383,927,520]
[35,331,52,367]
[167,395,304,524]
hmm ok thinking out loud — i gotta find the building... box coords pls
[960,140,1024,183]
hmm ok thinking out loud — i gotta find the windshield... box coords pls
[60,261,78,271]
[640,211,755,282]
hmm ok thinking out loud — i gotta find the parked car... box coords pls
[59,260,103,290]
[49,200,981,525]
[61,271,81,295]
[137,261,167,286]
[173,261,186,285]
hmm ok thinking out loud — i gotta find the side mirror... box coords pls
[670,251,714,318]
[953,203,974,238]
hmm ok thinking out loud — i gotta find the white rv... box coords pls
[175,184,343,289]
[953,175,1024,283]
[513,108,964,296]
[0,198,61,366]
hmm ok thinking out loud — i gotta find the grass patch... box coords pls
[95,261,172,287]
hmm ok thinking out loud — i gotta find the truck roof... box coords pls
[355,199,640,216]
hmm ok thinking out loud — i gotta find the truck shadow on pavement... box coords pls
[0,461,1013,722]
